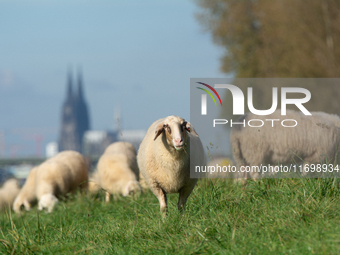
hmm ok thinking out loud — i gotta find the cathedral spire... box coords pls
[67,68,73,100]
[59,67,90,153]
[77,67,83,100]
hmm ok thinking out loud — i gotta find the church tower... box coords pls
[58,68,90,153]
[75,68,90,149]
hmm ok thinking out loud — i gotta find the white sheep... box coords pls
[103,141,139,177]
[97,141,141,201]
[35,150,88,212]
[88,171,101,194]
[137,115,205,214]
[230,109,340,179]
[13,167,38,213]
[104,141,149,190]
[13,151,88,213]
[0,179,20,211]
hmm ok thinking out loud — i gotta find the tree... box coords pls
[196,0,340,117]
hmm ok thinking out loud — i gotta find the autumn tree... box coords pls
[196,0,340,117]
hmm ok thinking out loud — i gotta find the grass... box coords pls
[1,178,340,254]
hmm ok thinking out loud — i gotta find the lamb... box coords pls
[230,109,340,180]
[0,179,20,211]
[97,141,141,201]
[13,167,38,213]
[137,115,206,214]
[13,151,88,213]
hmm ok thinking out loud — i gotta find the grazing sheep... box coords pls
[231,109,340,179]
[104,141,149,190]
[137,115,205,214]
[13,151,88,213]
[0,179,20,211]
[35,150,88,212]
[13,167,38,213]
[97,142,141,201]
[88,171,101,194]
[138,172,149,190]
[311,111,340,126]
[103,141,139,178]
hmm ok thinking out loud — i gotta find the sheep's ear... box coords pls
[185,121,199,137]
[154,123,165,141]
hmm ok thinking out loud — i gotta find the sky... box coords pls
[0,0,226,157]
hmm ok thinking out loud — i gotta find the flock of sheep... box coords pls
[0,115,205,215]
[1,109,340,215]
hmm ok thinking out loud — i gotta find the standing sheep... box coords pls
[97,141,141,201]
[0,179,20,211]
[231,109,340,179]
[13,167,38,213]
[137,115,205,214]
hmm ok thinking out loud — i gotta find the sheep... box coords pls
[13,151,88,213]
[138,172,149,190]
[88,171,101,194]
[104,141,150,190]
[13,167,38,213]
[137,115,206,214]
[97,141,141,201]
[35,150,88,212]
[230,109,340,180]
[0,179,20,211]
[103,141,139,178]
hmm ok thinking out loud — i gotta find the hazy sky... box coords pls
[0,0,225,157]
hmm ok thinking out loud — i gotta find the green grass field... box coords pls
[1,178,340,254]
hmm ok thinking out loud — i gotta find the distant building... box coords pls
[58,69,90,153]
[45,142,59,158]
[117,130,146,150]
[82,130,117,156]
[82,129,145,156]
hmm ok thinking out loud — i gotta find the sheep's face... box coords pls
[154,116,199,151]
[38,194,58,213]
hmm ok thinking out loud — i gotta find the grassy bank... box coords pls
[1,178,340,254]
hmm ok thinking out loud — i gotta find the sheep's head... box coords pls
[38,194,58,213]
[154,116,198,151]
[123,180,142,197]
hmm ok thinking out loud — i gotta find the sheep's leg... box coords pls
[177,184,196,212]
[23,199,31,211]
[177,192,189,212]
[105,191,111,202]
[150,186,167,215]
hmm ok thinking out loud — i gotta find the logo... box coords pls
[196,82,222,115]
[198,83,311,116]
